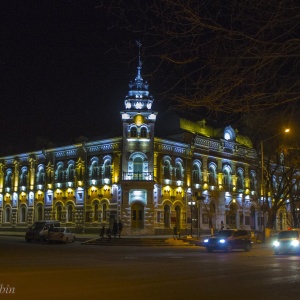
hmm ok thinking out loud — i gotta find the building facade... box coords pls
[0,63,278,235]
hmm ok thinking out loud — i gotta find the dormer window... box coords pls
[224,132,231,140]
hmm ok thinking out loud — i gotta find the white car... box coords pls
[49,227,76,243]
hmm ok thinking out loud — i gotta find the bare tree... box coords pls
[263,147,300,230]
[101,0,299,118]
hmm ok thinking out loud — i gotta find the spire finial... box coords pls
[136,40,143,67]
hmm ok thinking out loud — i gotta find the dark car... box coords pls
[204,229,252,252]
[273,229,300,255]
[25,220,60,242]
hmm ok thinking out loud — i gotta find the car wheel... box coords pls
[244,243,251,252]
[225,244,232,253]
[25,238,31,243]
[207,247,213,253]
[274,250,279,255]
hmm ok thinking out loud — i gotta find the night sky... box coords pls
[1,2,157,156]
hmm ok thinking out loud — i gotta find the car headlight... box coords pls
[204,239,209,243]
[291,240,299,247]
[273,241,280,247]
[219,239,226,243]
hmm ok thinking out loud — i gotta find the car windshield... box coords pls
[52,228,64,233]
[31,222,45,231]
[215,230,233,238]
[278,231,299,239]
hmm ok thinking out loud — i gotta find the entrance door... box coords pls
[131,202,144,229]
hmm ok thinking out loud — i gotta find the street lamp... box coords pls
[188,199,195,236]
[260,128,290,243]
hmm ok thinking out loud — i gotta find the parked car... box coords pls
[273,229,300,255]
[204,229,252,252]
[48,227,76,243]
[25,220,60,242]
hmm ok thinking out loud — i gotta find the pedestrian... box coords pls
[99,225,105,240]
[173,226,178,239]
[106,227,111,243]
[113,220,118,238]
[118,220,123,238]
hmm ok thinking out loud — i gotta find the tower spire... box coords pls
[136,40,143,81]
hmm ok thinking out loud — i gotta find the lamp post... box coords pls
[260,128,290,243]
[188,199,195,236]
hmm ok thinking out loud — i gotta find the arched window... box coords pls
[20,206,26,223]
[163,160,171,179]
[140,127,147,138]
[5,207,11,223]
[103,160,111,179]
[164,205,170,228]
[223,166,232,190]
[94,203,99,222]
[250,171,256,191]
[192,161,202,184]
[57,205,62,221]
[5,170,12,188]
[130,127,137,138]
[37,205,43,221]
[236,168,244,191]
[66,163,75,181]
[175,161,183,181]
[56,164,64,183]
[67,205,73,222]
[208,164,217,186]
[36,165,45,185]
[102,203,107,221]
[20,167,28,186]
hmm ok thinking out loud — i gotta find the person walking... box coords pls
[106,227,111,243]
[99,225,105,240]
[113,220,118,238]
[118,220,123,238]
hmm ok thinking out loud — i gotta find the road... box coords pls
[0,236,299,300]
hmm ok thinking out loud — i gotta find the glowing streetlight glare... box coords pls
[284,128,290,133]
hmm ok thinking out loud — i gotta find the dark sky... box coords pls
[1,1,157,156]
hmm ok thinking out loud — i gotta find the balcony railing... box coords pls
[122,172,154,181]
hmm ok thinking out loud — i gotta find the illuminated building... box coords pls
[0,61,267,235]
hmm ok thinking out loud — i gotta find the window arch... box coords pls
[5,206,11,223]
[103,158,111,179]
[5,169,12,188]
[36,165,45,185]
[223,165,232,190]
[175,159,183,181]
[250,171,257,191]
[67,204,73,222]
[140,127,147,138]
[66,161,75,182]
[236,168,244,191]
[94,203,99,222]
[164,205,170,228]
[37,205,43,221]
[102,203,107,221]
[55,163,64,183]
[163,157,172,180]
[20,167,28,186]
[208,163,217,186]
[89,157,100,180]
[192,161,202,184]
[20,205,26,223]
[130,127,138,138]
[56,205,62,221]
